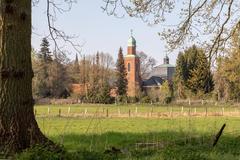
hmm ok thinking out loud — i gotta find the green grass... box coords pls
[35,108,240,159]
[34,103,240,117]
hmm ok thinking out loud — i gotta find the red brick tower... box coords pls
[124,32,141,97]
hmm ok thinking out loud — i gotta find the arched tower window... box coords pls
[128,63,130,72]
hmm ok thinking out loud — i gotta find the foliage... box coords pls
[116,47,128,98]
[160,81,173,104]
[32,38,71,98]
[117,95,128,104]
[98,81,114,104]
[34,38,52,97]
[174,45,214,98]
[68,52,115,102]
[48,58,70,98]
[187,49,214,94]
[174,53,187,99]
[69,54,81,83]
[215,29,240,101]
[16,145,64,160]
[16,146,116,160]
[140,95,151,103]
[39,38,53,63]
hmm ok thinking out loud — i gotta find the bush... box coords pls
[16,146,116,160]
[140,96,151,103]
[117,95,128,103]
[16,145,64,160]
[164,96,172,104]
[128,97,137,103]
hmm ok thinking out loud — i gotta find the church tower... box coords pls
[124,31,141,97]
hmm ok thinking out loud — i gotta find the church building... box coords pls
[124,33,141,97]
[123,33,175,97]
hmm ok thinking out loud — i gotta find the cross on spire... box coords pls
[130,29,133,37]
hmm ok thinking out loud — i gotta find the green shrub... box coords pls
[140,96,151,103]
[128,97,137,103]
[16,145,64,160]
[16,146,117,160]
[164,96,172,104]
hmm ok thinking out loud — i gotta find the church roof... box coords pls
[142,76,165,87]
[145,55,175,80]
[156,63,175,68]
[128,36,136,46]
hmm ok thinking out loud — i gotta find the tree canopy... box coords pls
[116,47,128,98]
[175,45,214,98]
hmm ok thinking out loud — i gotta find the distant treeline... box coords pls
[33,34,240,104]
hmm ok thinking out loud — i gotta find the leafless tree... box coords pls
[137,51,157,79]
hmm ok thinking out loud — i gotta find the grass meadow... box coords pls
[33,104,240,159]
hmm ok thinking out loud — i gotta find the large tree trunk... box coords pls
[0,0,52,154]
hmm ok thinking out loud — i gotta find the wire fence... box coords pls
[34,106,240,118]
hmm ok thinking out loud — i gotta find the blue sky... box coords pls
[32,0,178,65]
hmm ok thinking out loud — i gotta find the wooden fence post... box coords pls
[106,109,109,117]
[181,106,184,115]
[84,108,87,117]
[194,108,196,114]
[118,107,121,116]
[59,109,61,117]
[222,107,224,116]
[135,107,138,115]
[129,109,131,117]
[170,107,173,118]
[118,107,121,117]
[48,107,50,115]
[151,107,153,117]
[188,99,191,105]
[68,107,71,114]
[205,107,208,116]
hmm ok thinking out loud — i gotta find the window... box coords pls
[128,63,130,72]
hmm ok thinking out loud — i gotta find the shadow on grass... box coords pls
[49,131,240,160]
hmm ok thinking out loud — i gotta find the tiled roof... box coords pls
[142,76,165,87]
[155,64,175,68]
[147,63,175,79]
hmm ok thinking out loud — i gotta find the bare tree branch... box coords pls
[45,0,84,57]
[102,0,240,63]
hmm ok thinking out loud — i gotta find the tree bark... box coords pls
[0,0,53,154]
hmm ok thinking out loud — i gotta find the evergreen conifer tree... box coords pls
[187,51,214,94]
[49,55,70,98]
[175,45,214,97]
[73,54,80,73]
[116,47,128,97]
[71,53,80,83]
[39,37,52,63]
[99,81,112,104]
[175,52,187,98]
[36,38,53,97]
